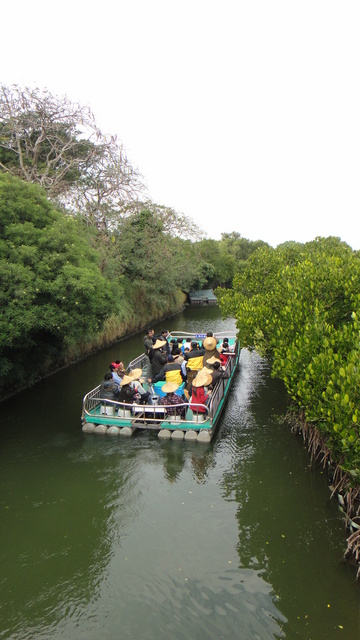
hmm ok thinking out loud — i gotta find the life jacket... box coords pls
[186,353,204,371]
[165,366,183,385]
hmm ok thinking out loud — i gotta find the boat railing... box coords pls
[82,387,210,426]
[168,330,238,342]
[81,385,102,420]
[208,348,238,417]
[127,353,151,377]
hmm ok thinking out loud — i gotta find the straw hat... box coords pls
[153,339,167,350]
[203,336,217,351]
[192,372,212,387]
[206,355,221,365]
[201,366,213,375]
[162,381,179,393]
[120,375,134,386]
[128,368,143,380]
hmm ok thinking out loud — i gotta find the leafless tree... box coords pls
[0,84,101,195]
[0,84,145,229]
[63,134,146,230]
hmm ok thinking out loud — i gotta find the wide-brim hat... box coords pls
[203,336,217,351]
[153,339,167,350]
[192,372,212,387]
[162,381,179,393]
[206,355,221,365]
[128,368,143,380]
[120,375,134,386]
[201,366,213,375]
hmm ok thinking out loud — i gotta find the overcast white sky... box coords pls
[2,1,360,248]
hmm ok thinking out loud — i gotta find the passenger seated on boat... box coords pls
[170,339,180,353]
[190,372,212,414]
[164,354,185,386]
[208,359,230,388]
[159,382,187,418]
[181,347,189,370]
[202,336,222,369]
[205,355,221,372]
[181,337,192,354]
[172,348,184,364]
[100,372,120,400]
[220,338,235,352]
[109,362,125,386]
[219,342,231,366]
[118,374,140,404]
[184,341,205,391]
[219,353,228,367]
[128,368,151,404]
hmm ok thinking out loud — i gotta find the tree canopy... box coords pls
[217,237,360,474]
[0,173,116,390]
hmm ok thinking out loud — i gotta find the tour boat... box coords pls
[81,331,240,443]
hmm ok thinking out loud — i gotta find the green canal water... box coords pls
[1,306,360,639]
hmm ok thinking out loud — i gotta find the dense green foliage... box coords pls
[104,209,207,311]
[0,173,117,390]
[195,233,269,288]
[217,238,360,476]
[0,174,217,396]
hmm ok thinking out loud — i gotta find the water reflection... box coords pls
[219,349,360,639]
[1,439,116,638]
[158,441,186,483]
[1,309,360,639]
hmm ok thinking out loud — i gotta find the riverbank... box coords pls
[0,291,187,402]
[289,413,360,577]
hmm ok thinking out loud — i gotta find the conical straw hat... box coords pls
[192,372,212,387]
[162,381,179,393]
[128,368,143,380]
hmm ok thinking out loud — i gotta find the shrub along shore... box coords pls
[0,173,193,401]
[216,237,360,575]
[0,276,186,402]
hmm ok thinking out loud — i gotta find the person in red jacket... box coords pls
[190,371,212,413]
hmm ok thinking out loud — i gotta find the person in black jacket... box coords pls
[208,359,230,388]
[154,329,170,354]
[150,339,168,382]
[143,328,155,380]
[118,374,139,404]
